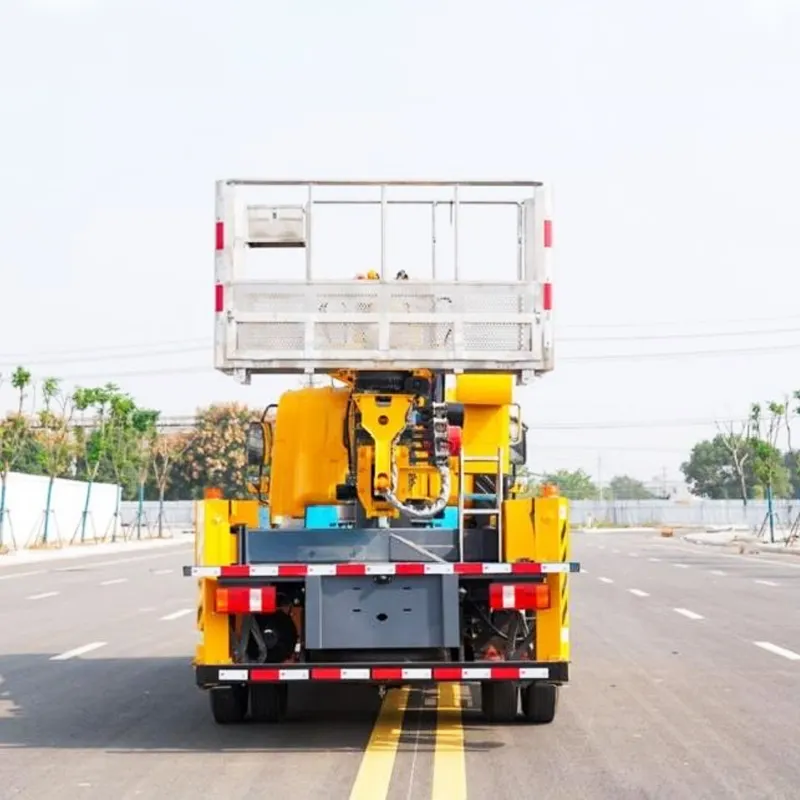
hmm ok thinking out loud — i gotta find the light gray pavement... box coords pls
[0,533,798,799]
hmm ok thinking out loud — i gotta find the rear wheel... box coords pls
[250,683,288,723]
[480,681,518,723]
[209,685,248,725]
[521,682,558,724]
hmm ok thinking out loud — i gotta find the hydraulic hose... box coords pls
[381,407,451,520]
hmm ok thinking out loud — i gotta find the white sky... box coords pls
[1,0,799,486]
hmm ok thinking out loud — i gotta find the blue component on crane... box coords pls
[303,505,459,529]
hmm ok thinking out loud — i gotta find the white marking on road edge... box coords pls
[674,608,704,621]
[673,563,690,569]
[580,568,589,573]
[753,641,800,661]
[628,552,639,557]
[51,642,107,661]
[629,589,650,597]
[710,570,726,576]
[648,557,661,562]
[27,591,59,600]
[0,570,46,581]
[754,579,779,587]
[598,577,614,584]
[152,569,173,575]
[100,578,128,586]
[612,549,620,554]
[161,608,192,621]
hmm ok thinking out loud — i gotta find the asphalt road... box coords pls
[1,531,799,799]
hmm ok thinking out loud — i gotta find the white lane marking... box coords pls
[100,578,128,586]
[754,579,779,587]
[0,570,46,581]
[648,557,661,562]
[753,641,800,661]
[629,589,650,597]
[710,570,726,576]
[673,563,690,569]
[598,577,614,584]
[674,608,704,621]
[27,591,59,600]
[160,608,192,621]
[51,548,192,572]
[612,549,620,554]
[152,569,173,575]
[580,567,589,574]
[598,545,606,550]
[628,552,639,557]
[50,642,107,661]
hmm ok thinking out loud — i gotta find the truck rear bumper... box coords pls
[196,661,569,687]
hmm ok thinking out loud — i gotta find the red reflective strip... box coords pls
[277,564,308,577]
[395,562,426,576]
[490,666,521,680]
[311,668,342,680]
[215,283,224,313]
[433,667,463,681]
[372,667,403,681]
[542,282,553,312]
[220,565,251,578]
[510,562,542,575]
[543,219,553,248]
[251,668,280,682]
[454,563,483,575]
[336,564,367,576]
[215,220,224,250]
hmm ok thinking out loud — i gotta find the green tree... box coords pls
[540,468,598,500]
[682,435,750,500]
[11,366,32,415]
[608,475,656,500]
[36,378,76,544]
[72,383,120,542]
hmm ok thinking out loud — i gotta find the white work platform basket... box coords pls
[213,180,555,384]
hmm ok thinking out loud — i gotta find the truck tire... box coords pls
[250,684,288,723]
[480,682,518,723]
[209,686,248,725]
[521,682,558,724]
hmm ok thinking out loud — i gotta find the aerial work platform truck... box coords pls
[185,179,579,725]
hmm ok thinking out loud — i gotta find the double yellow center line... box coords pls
[348,684,467,800]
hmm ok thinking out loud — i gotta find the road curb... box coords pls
[0,531,194,567]
[681,534,800,558]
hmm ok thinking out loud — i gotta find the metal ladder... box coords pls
[457,447,504,562]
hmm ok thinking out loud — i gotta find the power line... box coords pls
[27,339,799,381]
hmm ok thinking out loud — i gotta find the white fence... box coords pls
[118,498,800,531]
[570,498,799,528]
[0,471,121,550]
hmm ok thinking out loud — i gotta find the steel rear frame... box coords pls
[186,519,578,725]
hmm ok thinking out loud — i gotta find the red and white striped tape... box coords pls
[217,664,552,683]
[189,561,579,579]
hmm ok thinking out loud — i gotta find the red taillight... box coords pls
[215,586,277,614]
[488,582,550,611]
[447,425,462,457]
[543,219,553,248]
[215,283,224,313]
[215,220,225,251]
[542,282,553,311]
